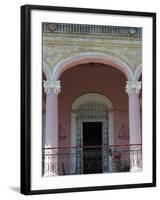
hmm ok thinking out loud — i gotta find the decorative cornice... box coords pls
[43,23,142,37]
[43,80,61,95]
[125,81,141,94]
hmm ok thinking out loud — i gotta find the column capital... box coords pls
[43,80,61,95]
[125,81,141,95]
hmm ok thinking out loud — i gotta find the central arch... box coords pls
[50,51,133,81]
[71,93,114,174]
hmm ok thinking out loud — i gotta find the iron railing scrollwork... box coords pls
[83,146,102,174]
[42,144,142,176]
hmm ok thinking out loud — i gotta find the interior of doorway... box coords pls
[83,122,102,174]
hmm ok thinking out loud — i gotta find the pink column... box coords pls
[45,91,58,148]
[43,80,61,176]
[126,81,142,172]
[128,93,141,145]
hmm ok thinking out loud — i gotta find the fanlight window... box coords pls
[77,101,108,119]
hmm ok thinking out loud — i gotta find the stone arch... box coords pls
[133,64,142,81]
[43,61,51,80]
[51,51,133,81]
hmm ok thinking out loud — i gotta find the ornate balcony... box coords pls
[42,144,142,176]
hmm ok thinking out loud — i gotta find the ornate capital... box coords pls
[43,80,61,95]
[125,81,141,94]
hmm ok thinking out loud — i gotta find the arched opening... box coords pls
[50,51,133,81]
[57,62,129,175]
[71,93,113,174]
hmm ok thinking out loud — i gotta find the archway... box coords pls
[71,93,114,174]
[48,51,133,81]
[133,64,142,81]
[43,53,142,176]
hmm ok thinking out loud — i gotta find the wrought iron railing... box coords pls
[109,144,142,172]
[42,144,142,176]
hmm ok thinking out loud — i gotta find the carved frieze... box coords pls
[42,30,142,77]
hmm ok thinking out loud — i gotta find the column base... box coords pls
[130,144,142,172]
[43,148,58,177]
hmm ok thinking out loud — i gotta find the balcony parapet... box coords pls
[43,23,142,38]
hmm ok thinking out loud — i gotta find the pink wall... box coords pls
[58,63,129,149]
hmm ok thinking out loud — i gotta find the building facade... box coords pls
[42,23,142,176]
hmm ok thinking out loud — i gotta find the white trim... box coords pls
[133,64,142,81]
[43,62,49,80]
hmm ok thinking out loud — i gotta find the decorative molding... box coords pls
[71,93,113,110]
[43,80,61,95]
[125,81,141,94]
[43,23,142,37]
[42,45,141,79]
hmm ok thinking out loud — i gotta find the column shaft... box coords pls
[126,81,142,172]
[44,91,58,176]
[45,91,58,147]
[128,93,141,145]
[43,79,61,176]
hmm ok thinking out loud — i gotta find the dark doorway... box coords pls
[83,122,102,174]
